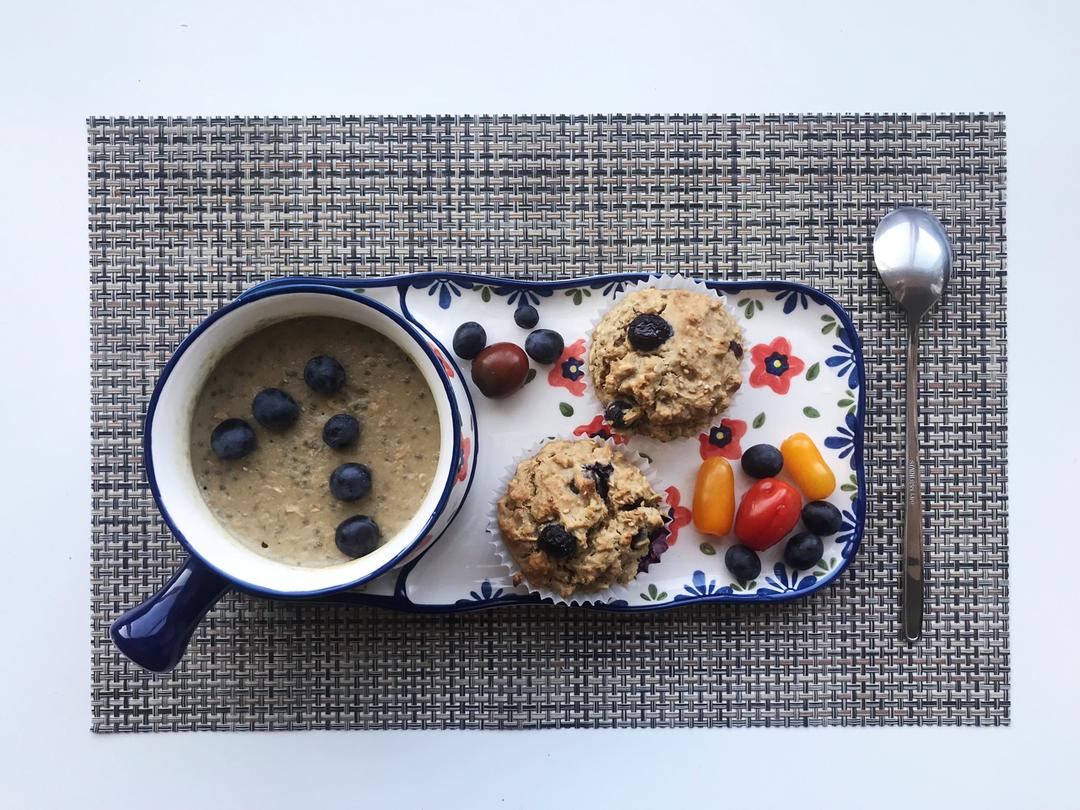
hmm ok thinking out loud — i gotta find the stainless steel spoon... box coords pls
[873,207,952,642]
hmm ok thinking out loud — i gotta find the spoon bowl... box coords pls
[873,207,952,322]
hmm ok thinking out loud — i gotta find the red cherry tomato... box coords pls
[734,478,802,551]
[471,342,529,398]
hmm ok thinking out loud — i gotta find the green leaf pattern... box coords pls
[566,288,592,305]
[640,583,668,601]
[815,556,837,575]
[840,473,858,501]
[737,297,764,319]
[837,389,856,416]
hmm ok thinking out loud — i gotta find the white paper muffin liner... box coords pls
[581,273,748,438]
[485,435,672,606]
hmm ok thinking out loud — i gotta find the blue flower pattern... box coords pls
[673,570,725,601]
[775,289,810,314]
[561,355,585,382]
[825,411,858,467]
[755,563,819,596]
[416,277,474,309]
[825,326,860,389]
[589,279,628,298]
[494,286,553,308]
[456,580,505,604]
[836,509,859,560]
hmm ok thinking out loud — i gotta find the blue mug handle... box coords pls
[110,556,230,673]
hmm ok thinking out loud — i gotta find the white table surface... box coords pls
[1,1,1077,807]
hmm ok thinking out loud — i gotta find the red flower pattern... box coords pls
[749,336,804,395]
[698,418,747,460]
[456,436,471,482]
[429,342,455,378]
[663,486,692,546]
[572,414,628,445]
[547,338,587,396]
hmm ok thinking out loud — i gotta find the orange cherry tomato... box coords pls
[692,457,735,537]
[734,478,802,551]
[780,432,836,500]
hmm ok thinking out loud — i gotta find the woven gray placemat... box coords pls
[89,114,1007,731]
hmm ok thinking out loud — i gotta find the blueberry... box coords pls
[210,418,257,460]
[784,532,824,570]
[604,399,634,428]
[304,355,345,395]
[329,462,373,502]
[627,314,673,351]
[452,322,487,360]
[537,524,577,559]
[322,413,361,450]
[741,443,783,479]
[801,501,843,535]
[251,388,299,432]
[729,340,743,360]
[724,544,761,582]
[335,515,381,558]
[524,329,564,364]
[514,304,539,329]
[584,463,614,500]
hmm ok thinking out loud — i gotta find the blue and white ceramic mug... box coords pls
[111,284,475,672]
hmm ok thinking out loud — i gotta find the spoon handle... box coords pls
[902,322,924,641]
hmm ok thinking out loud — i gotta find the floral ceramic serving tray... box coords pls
[243,272,866,612]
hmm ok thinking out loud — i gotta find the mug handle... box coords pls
[110,556,230,673]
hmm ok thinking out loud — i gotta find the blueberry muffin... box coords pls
[588,288,743,440]
[496,439,665,598]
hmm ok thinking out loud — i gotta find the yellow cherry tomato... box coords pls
[692,457,735,537]
[780,432,836,500]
